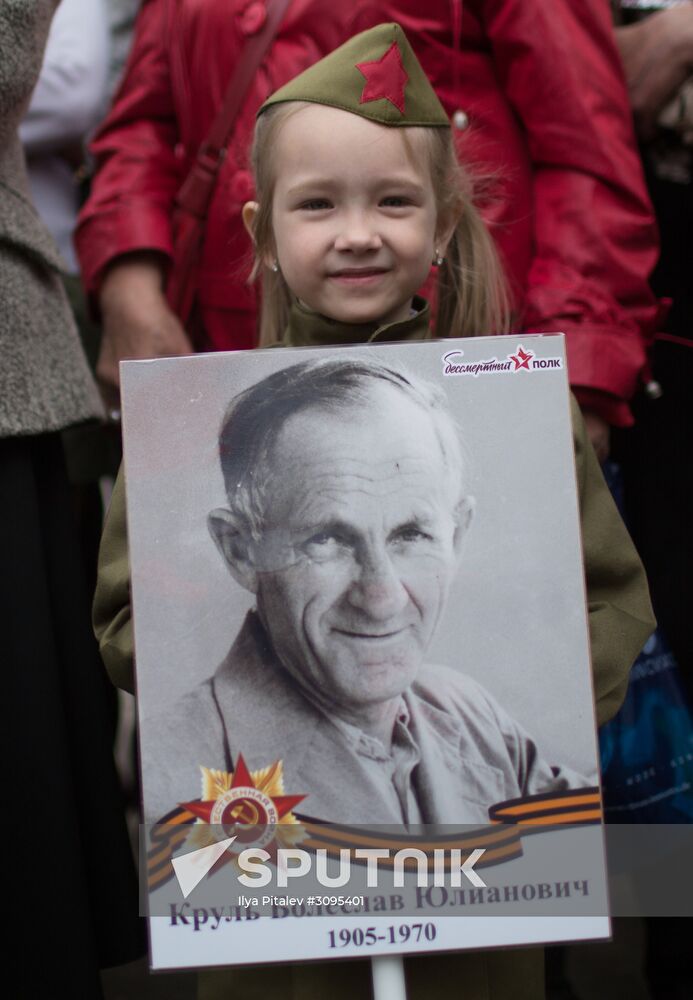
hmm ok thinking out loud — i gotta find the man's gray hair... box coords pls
[218,356,465,539]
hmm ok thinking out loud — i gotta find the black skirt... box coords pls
[1,433,144,996]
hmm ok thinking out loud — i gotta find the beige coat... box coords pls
[0,0,102,437]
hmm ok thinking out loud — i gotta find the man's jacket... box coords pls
[141,612,588,824]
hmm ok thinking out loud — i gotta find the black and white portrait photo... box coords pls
[121,338,599,830]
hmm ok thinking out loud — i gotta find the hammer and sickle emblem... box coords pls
[227,799,260,826]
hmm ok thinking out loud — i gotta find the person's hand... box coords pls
[616,4,693,141]
[98,253,194,411]
[582,410,610,465]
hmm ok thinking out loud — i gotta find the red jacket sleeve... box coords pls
[483,0,660,424]
[75,0,183,295]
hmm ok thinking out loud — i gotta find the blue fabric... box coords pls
[600,629,693,822]
[599,461,693,823]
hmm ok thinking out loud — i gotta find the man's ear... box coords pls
[208,508,259,594]
[452,495,475,555]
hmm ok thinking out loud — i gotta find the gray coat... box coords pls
[0,0,102,437]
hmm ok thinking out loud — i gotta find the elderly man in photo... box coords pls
[143,357,586,825]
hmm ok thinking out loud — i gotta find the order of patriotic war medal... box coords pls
[180,754,307,854]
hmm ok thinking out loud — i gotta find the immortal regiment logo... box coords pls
[442,344,563,378]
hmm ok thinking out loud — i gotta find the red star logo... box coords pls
[509,346,533,371]
[356,42,409,115]
[180,754,305,829]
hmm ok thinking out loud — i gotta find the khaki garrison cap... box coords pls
[258,22,450,128]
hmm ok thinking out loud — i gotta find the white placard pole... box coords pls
[371,955,407,1000]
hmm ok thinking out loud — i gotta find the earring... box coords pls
[433,249,445,267]
[271,260,279,273]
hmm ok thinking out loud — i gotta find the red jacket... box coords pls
[76,0,659,424]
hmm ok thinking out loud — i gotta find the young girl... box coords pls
[94,23,653,1000]
[244,22,509,350]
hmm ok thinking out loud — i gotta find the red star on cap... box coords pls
[356,42,409,115]
[509,346,533,371]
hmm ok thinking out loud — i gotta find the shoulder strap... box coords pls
[175,0,292,218]
[205,0,292,158]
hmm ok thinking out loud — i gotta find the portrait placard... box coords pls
[120,335,610,970]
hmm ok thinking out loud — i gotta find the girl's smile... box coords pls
[328,267,390,282]
[263,103,450,327]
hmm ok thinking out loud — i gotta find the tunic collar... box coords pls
[280,296,432,347]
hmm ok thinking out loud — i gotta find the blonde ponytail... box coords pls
[248,103,308,347]
[256,268,292,348]
[436,201,511,338]
[423,127,512,338]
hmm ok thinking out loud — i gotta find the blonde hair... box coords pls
[248,103,511,347]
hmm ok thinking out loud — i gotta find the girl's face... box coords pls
[261,104,447,327]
